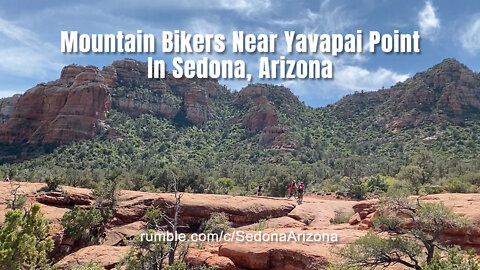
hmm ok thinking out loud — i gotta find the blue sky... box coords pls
[0,0,479,107]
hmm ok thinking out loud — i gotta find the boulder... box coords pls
[185,249,238,270]
[115,191,296,227]
[54,245,129,269]
[348,213,362,225]
[35,189,93,206]
[352,200,377,214]
[103,221,146,246]
[218,242,330,270]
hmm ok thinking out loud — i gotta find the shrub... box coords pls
[200,212,231,235]
[339,177,368,199]
[117,230,169,270]
[423,246,480,270]
[330,210,354,224]
[61,206,103,241]
[337,195,471,269]
[45,176,62,191]
[366,175,388,193]
[304,217,312,225]
[93,171,121,221]
[145,206,164,228]
[70,263,104,270]
[163,261,186,270]
[251,219,268,231]
[321,182,343,194]
[445,179,472,193]
[423,185,445,194]
[0,204,54,269]
[458,172,480,185]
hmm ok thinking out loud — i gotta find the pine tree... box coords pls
[0,204,54,269]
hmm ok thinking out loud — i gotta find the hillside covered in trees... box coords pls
[1,58,480,197]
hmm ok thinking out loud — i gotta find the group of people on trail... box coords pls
[288,180,305,202]
[256,180,305,203]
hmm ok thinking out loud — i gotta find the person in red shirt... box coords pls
[288,180,297,198]
[297,182,305,203]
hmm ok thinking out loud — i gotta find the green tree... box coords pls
[217,177,235,194]
[340,176,368,199]
[61,206,103,242]
[117,231,169,270]
[337,195,470,269]
[5,183,27,210]
[365,175,388,193]
[397,165,424,195]
[412,150,436,185]
[423,246,480,270]
[93,170,121,221]
[200,212,230,235]
[0,204,54,269]
[45,176,62,191]
[145,206,165,229]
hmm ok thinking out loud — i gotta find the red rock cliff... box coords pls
[0,65,114,143]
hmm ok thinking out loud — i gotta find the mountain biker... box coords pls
[257,183,263,196]
[3,175,9,182]
[297,182,305,203]
[288,180,297,198]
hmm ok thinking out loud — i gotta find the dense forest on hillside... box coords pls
[1,58,480,198]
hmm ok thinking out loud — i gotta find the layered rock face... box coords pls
[0,65,113,143]
[1,182,480,269]
[235,84,299,148]
[235,84,287,131]
[0,59,228,144]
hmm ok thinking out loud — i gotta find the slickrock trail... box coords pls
[1,182,479,269]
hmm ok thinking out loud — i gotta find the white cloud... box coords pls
[0,89,22,99]
[269,64,410,107]
[0,17,63,78]
[460,15,480,53]
[334,66,409,92]
[219,0,271,14]
[418,1,440,39]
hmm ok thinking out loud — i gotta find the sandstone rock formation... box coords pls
[0,59,228,144]
[218,242,330,270]
[2,182,480,269]
[115,190,296,227]
[235,84,300,148]
[54,245,129,269]
[235,84,281,132]
[185,249,238,270]
[1,182,295,228]
[0,65,113,143]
